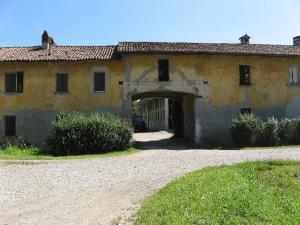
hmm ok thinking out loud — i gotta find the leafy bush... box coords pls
[46,112,133,155]
[278,118,300,145]
[0,136,33,150]
[230,113,259,147]
[256,117,279,147]
[231,114,300,147]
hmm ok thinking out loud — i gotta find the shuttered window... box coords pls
[5,116,16,136]
[5,72,23,92]
[239,65,251,85]
[94,72,106,92]
[289,65,300,85]
[56,73,68,92]
[158,60,169,81]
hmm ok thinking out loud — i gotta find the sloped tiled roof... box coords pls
[1,41,300,63]
[117,42,300,57]
[0,45,119,63]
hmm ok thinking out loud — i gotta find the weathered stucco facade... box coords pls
[121,54,300,144]
[1,32,300,146]
[0,61,124,145]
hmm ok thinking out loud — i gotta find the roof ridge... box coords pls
[118,41,295,47]
[56,45,117,47]
[0,45,117,48]
[1,42,298,48]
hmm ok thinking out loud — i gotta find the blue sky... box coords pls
[1,0,300,46]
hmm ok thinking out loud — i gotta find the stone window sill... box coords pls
[55,91,69,94]
[4,91,23,94]
[287,84,300,87]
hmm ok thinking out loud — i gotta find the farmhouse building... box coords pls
[0,31,300,145]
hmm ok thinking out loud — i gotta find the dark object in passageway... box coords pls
[132,116,147,132]
[170,100,183,138]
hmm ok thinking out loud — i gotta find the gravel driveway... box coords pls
[1,131,300,225]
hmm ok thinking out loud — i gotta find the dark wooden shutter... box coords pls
[17,72,23,92]
[5,116,16,136]
[94,72,105,91]
[240,65,251,85]
[5,73,16,92]
[56,73,68,92]
[158,60,169,81]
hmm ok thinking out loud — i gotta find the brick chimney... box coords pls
[239,34,250,45]
[293,36,300,46]
[41,30,55,50]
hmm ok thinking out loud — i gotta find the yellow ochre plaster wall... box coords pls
[0,60,124,117]
[1,55,300,145]
[126,55,300,108]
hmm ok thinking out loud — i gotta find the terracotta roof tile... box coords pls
[0,45,119,63]
[1,41,300,63]
[117,42,300,57]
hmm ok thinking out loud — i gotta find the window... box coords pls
[93,72,106,92]
[4,116,16,136]
[240,108,251,115]
[239,65,251,85]
[56,72,68,92]
[289,65,300,85]
[5,72,23,92]
[158,59,169,81]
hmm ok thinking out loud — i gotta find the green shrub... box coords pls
[231,114,300,147]
[46,112,133,155]
[0,136,33,150]
[278,118,300,145]
[256,117,279,147]
[230,114,259,147]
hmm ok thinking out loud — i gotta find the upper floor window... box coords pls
[4,115,16,136]
[56,72,68,93]
[93,72,106,92]
[289,65,299,85]
[158,59,169,81]
[5,72,23,92]
[239,65,251,85]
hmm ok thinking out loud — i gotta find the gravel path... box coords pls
[0,132,300,225]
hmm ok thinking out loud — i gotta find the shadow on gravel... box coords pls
[134,131,240,151]
[135,137,241,151]
[135,137,192,150]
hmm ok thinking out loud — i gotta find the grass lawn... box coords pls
[0,146,140,160]
[242,145,300,150]
[135,160,300,225]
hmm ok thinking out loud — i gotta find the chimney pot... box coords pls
[293,36,300,46]
[239,34,251,45]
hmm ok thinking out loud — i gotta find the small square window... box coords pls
[240,108,251,115]
[239,65,251,85]
[94,72,106,92]
[4,116,16,136]
[56,73,68,92]
[5,72,24,92]
[289,65,300,85]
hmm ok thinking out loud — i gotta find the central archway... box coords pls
[121,78,207,145]
[130,90,196,143]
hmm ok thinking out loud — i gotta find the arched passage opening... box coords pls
[130,91,196,146]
